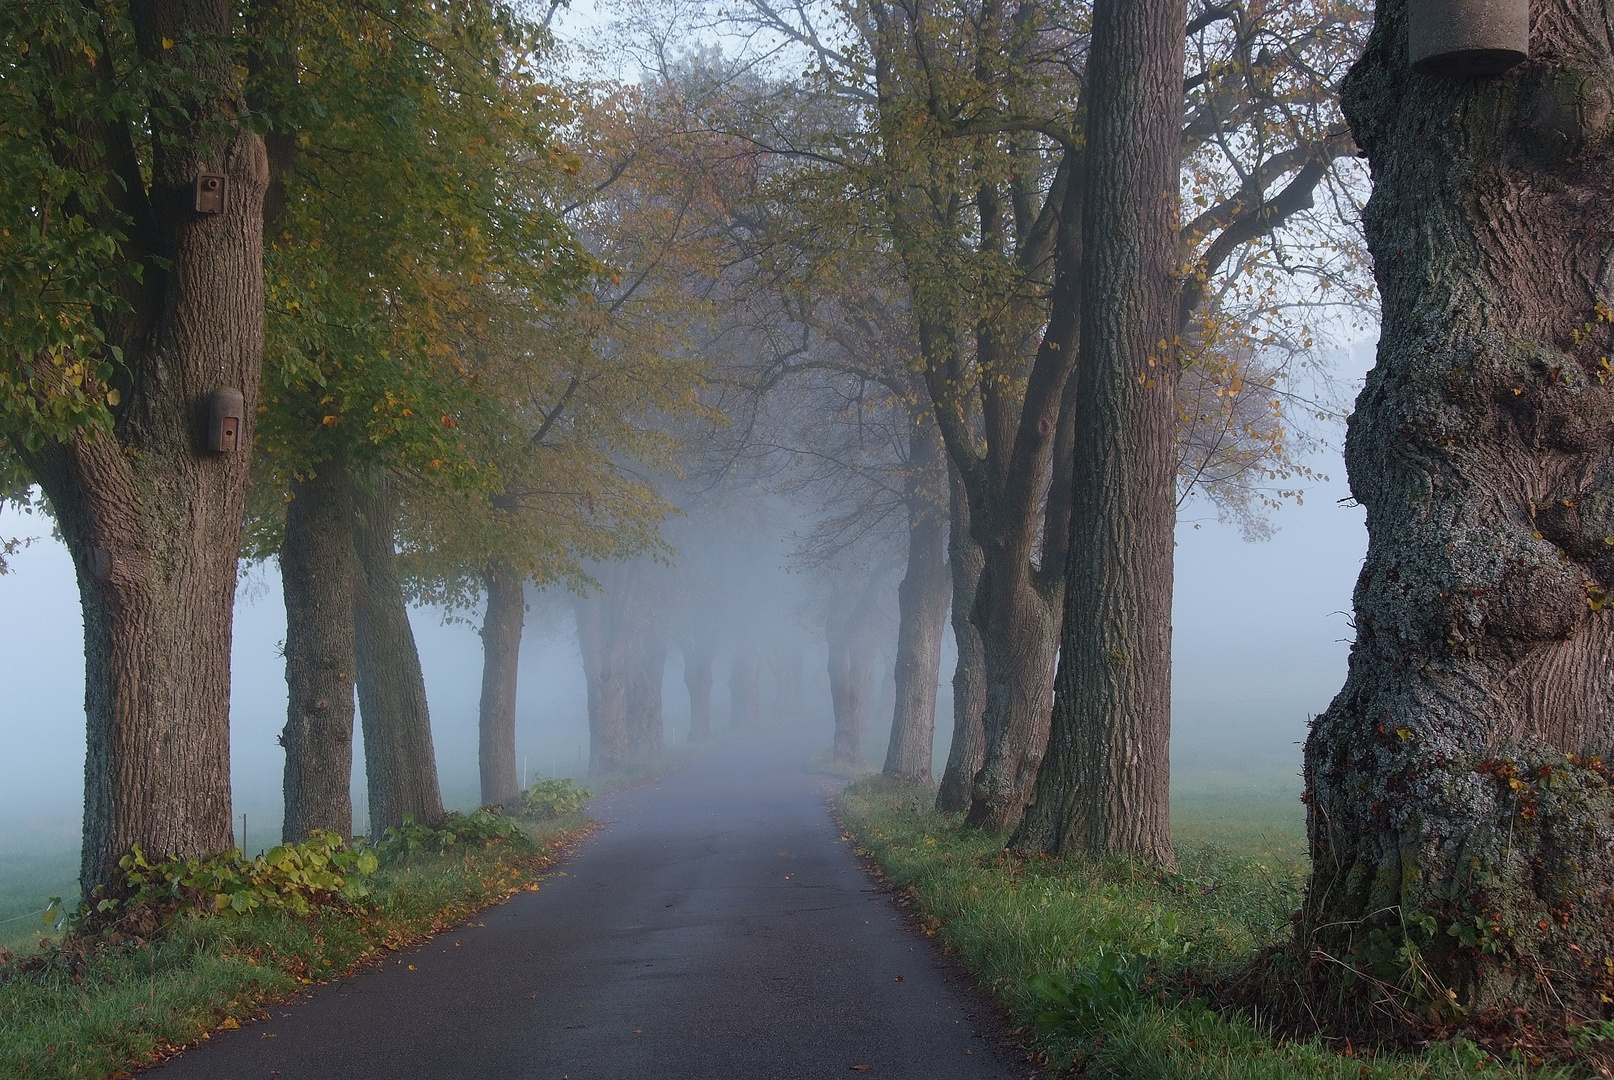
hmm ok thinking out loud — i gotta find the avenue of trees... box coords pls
[4,0,1612,1036]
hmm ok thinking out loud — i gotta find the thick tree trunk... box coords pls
[279,459,357,841]
[682,639,714,741]
[1011,0,1184,865]
[1295,0,1614,1018]
[352,470,444,832]
[24,3,269,892]
[963,557,1061,831]
[626,632,666,762]
[938,470,988,812]
[478,563,525,807]
[575,589,629,773]
[884,501,951,782]
[729,649,764,728]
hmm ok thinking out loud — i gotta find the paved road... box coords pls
[149,734,1028,1079]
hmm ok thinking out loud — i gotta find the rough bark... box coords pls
[1011,0,1185,866]
[352,469,444,832]
[626,632,667,762]
[682,638,714,741]
[729,648,764,728]
[964,556,1062,829]
[279,458,357,842]
[951,170,1086,833]
[937,468,989,812]
[883,425,953,781]
[478,563,525,807]
[21,0,270,892]
[1295,0,1614,1018]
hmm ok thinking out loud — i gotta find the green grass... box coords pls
[0,814,590,1080]
[0,847,78,959]
[803,748,879,780]
[837,777,1569,1080]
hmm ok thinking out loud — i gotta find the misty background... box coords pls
[0,343,1374,875]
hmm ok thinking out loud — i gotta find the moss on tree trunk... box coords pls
[1300,0,1614,1019]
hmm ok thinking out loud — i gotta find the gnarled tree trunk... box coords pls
[1297,0,1614,1018]
[280,457,357,841]
[352,469,444,832]
[682,638,714,741]
[478,562,525,807]
[1012,0,1184,866]
[937,468,988,812]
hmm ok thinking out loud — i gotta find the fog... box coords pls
[0,345,1373,867]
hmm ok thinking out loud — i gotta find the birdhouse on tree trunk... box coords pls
[207,388,244,453]
[1409,0,1529,77]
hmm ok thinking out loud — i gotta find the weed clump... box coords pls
[515,778,593,820]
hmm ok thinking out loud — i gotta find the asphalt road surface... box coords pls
[147,734,1029,1079]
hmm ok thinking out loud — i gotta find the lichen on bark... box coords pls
[1299,0,1614,1019]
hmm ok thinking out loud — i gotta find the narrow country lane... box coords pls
[145,734,1030,1079]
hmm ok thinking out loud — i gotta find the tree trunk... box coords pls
[938,469,988,812]
[770,648,804,726]
[1011,0,1184,865]
[884,487,952,782]
[827,574,885,766]
[729,648,764,728]
[963,556,1061,831]
[478,563,525,807]
[626,631,666,762]
[682,638,714,741]
[1294,0,1614,1018]
[575,589,629,773]
[352,469,444,832]
[22,2,270,892]
[827,635,868,767]
[279,458,357,842]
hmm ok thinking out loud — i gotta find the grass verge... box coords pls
[836,777,1569,1080]
[0,813,593,1080]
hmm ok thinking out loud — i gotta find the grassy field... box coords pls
[0,846,78,959]
[837,777,1569,1080]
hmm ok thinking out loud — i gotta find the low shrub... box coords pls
[516,777,593,820]
[374,809,533,865]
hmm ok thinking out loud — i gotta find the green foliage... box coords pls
[89,832,377,924]
[373,810,534,866]
[516,778,592,820]
[0,0,137,456]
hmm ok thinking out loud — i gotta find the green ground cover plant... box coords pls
[0,812,591,1080]
[836,777,1570,1080]
[517,777,594,819]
